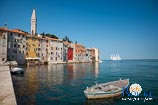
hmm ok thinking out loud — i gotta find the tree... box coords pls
[40,32,58,39]
[40,32,45,36]
[63,36,72,43]
[75,41,77,44]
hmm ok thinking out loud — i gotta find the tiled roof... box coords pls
[75,43,85,48]
[0,27,30,36]
[0,27,10,32]
[11,29,28,35]
[0,27,71,44]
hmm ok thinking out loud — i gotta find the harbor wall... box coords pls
[0,66,17,105]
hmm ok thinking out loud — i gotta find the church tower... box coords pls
[31,9,37,35]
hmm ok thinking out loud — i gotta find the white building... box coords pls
[40,38,48,63]
[48,38,64,64]
[93,48,99,62]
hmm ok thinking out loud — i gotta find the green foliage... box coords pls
[40,32,58,39]
[63,36,72,43]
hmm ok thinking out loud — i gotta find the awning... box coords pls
[25,57,40,60]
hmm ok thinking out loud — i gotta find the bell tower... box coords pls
[31,9,37,35]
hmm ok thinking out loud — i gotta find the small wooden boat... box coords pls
[84,79,129,99]
[10,67,24,74]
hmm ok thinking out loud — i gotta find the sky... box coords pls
[1,0,158,59]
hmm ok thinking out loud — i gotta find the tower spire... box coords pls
[31,9,37,35]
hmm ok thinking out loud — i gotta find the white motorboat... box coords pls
[10,67,24,74]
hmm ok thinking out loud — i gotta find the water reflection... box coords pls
[85,97,120,105]
[12,60,158,105]
[47,64,64,86]
[94,62,99,78]
[66,63,100,80]
[25,66,40,94]
[12,63,100,105]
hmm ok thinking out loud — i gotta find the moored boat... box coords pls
[10,67,24,74]
[84,79,129,99]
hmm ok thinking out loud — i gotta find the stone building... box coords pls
[74,44,87,62]
[85,48,92,62]
[88,48,99,62]
[63,41,75,63]
[0,27,99,65]
[94,48,99,62]
[0,28,8,63]
[25,35,41,64]
[48,38,64,64]
[7,29,27,65]
[38,37,48,63]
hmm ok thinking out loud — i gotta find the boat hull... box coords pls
[84,79,129,99]
[10,67,24,74]
[85,91,122,99]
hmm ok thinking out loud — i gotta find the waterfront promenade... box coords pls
[0,66,17,105]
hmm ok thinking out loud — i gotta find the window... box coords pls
[13,50,17,54]
[10,32,13,36]
[2,58,5,61]
[3,35,6,39]
[12,56,14,59]
[14,44,16,48]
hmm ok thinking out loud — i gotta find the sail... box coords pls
[110,54,121,60]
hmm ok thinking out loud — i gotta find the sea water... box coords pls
[12,60,158,105]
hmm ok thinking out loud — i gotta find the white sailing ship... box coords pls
[110,54,121,60]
